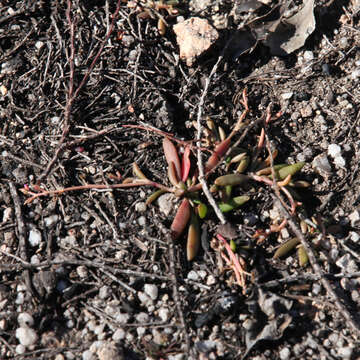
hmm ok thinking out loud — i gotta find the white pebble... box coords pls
[350,232,360,242]
[18,313,34,327]
[16,327,38,346]
[2,207,12,222]
[337,346,353,359]
[281,92,293,100]
[15,292,25,305]
[157,193,176,216]
[187,270,199,281]
[44,215,59,227]
[135,312,149,323]
[112,328,125,341]
[16,344,26,354]
[328,144,341,158]
[206,275,216,286]
[30,255,40,264]
[144,284,158,300]
[351,68,360,80]
[51,116,60,124]
[115,313,130,324]
[82,350,95,360]
[334,156,346,168]
[158,308,170,322]
[136,327,146,336]
[28,229,42,247]
[138,291,153,306]
[279,347,291,360]
[349,210,360,226]
[99,286,111,299]
[135,202,147,212]
[35,41,44,50]
[303,50,314,61]
[137,216,146,226]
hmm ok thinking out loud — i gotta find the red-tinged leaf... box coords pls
[187,213,200,261]
[170,198,191,240]
[181,146,191,182]
[168,161,180,187]
[163,137,181,180]
[205,153,219,172]
[214,138,231,157]
[205,138,231,172]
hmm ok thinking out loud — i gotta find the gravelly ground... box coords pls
[0,0,360,359]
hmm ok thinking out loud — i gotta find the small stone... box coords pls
[336,254,359,273]
[55,355,65,360]
[82,350,95,360]
[303,50,314,61]
[350,231,360,242]
[312,154,332,174]
[16,327,38,346]
[136,327,146,336]
[51,116,60,124]
[173,17,219,66]
[135,202,146,212]
[135,312,149,323]
[30,255,40,264]
[97,341,123,360]
[300,105,313,118]
[15,292,25,305]
[281,92,293,100]
[44,215,59,227]
[351,68,360,80]
[0,84,7,96]
[115,313,130,324]
[334,156,346,168]
[349,210,360,226]
[158,308,170,322]
[351,290,360,302]
[328,144,341,158]
[35,41,44,50]
[339,37,349,49]
[137,216,146,226]
[28,229,42,247]
[187,270,199,281]
[337,346,353,359]
[99,285,111,300]
[16,344,26,354]
[2,207,12,223]
[144,284,158,300]
[138,291,153,306]
[76,266,88,279]
[279,347,291,360]
[157,193,176,216]
[18,313,34,327]
[312,283,321,295]
[112,328,125,341]
[206,275,216,286]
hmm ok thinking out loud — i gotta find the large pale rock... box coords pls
[173,17,219,66]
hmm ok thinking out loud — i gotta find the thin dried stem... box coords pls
[38,0,121,181]
[196,47,230,225]
[22,181,174,204]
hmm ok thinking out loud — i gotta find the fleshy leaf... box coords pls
[187,212,200,261]
[197,203,208,219]
[215,174,249,187]
[205,138,231,172]
[168,161,180,187]
[163,137,181,180]
[219,195,250,212]
[181,146,191,182]
[273,238,300,259]
[170,198,191,240]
